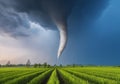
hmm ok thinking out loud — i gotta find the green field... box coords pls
[0,67,120,84]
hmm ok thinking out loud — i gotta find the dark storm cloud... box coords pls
[13,0,77,57]
[69,0,109,33]
[0,1,30,37]
[0,0,109,57]
[0,0,109,36]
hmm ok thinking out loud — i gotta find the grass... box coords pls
[28,69,53,84]
[47,69,60,84]
[5,70,47,84]
[0,67,120,84]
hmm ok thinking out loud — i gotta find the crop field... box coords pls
[0,67,120,84]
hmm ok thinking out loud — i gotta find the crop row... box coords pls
[47,69,59,84]
[57,69,89,84]
[64,69,118,84]
[0,68,49,84]
[1,67,120,84]
[64,68,120,82]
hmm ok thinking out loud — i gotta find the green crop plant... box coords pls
[28,69,53,84]
[47,69,60,84]
[58,69,89,84]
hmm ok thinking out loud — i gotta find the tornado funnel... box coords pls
[15,0,76,58]
[56,23,67,58]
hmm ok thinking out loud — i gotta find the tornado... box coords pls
[14,0,75,58]
[51,16,68,58]
[45,0,75,58]
[42,0,74,58]
[56,22,67,58]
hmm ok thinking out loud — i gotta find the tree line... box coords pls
[0,59,87,68]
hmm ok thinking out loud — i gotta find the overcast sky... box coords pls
[0,0,120,65]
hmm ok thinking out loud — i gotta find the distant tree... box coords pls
[0,64,1,67]
[72,64,76,67]
[38,63,42,67]
[60,64,62,67]
[6,61,11,67]
[54,64,57,67]
[26,59,31,67]
[66,64,71,67]
[79,64,84,67]
[47,64,51,68]
[17,64,25,67]
[43,62,47,68]
[34,64,38,68]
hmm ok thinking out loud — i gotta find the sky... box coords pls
[0,0,120,65]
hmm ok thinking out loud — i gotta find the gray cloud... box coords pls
[0,1,30,37]
[0,0,109,57]
[0,0,109,37]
